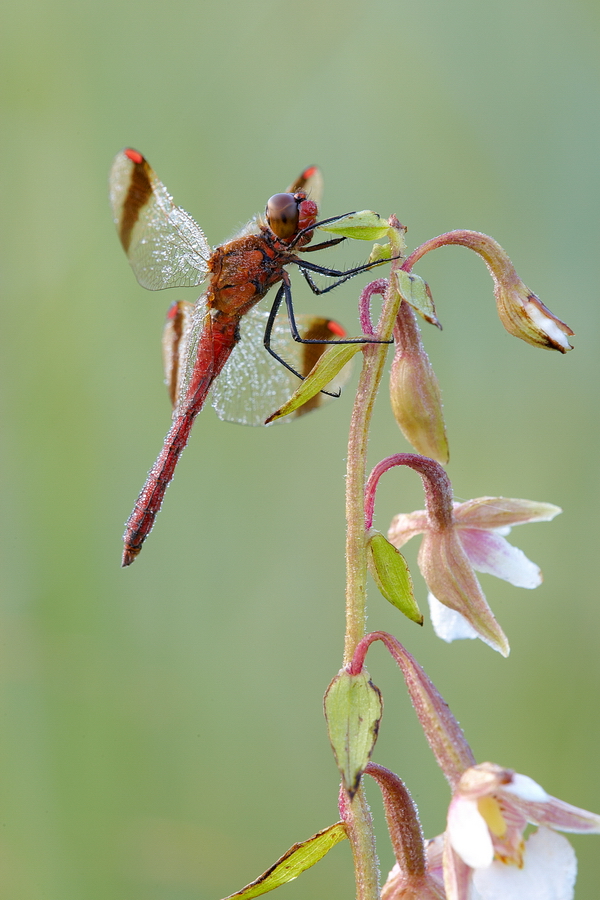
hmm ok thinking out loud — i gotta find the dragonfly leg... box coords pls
[289,210,361,247]
[263,282,341,398]
[300,236,347,253]
[286,272,393,346]
[298,266,365,297]
[294,254,391,283]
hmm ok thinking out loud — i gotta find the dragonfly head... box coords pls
[266,191,318,243]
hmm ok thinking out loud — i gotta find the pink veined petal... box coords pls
[459,528,542,589]
[453,497,561,530]
[448,796,494,869]
[388,509,429,548]
[514,794,600,833]
[472,827,577,900]
[418,530,510,656]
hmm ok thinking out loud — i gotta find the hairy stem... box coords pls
[342,220,406,900]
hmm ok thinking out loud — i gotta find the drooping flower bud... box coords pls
[390,302,449,464]
[495,278,574,353]
[401,230,574,352]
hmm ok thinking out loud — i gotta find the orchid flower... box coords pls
[442,762,600,900]
[374,757,600,900]
[380,457,560,655]
[351,634,600,900]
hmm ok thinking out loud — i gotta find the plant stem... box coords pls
[341,221,406,900]
[339,786,381,900]
[344,222,405,664]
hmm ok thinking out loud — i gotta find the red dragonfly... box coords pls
[110,149,388,566]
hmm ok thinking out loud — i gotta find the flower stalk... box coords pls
[402,230,573,352]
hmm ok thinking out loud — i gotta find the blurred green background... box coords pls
[2,0,600,897]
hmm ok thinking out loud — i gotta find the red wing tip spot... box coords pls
[328,320,347,337]
[167,301,179,320]
[124,148,144,165]
[303,165,318,178]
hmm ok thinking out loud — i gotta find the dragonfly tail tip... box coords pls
[122,545,141,567]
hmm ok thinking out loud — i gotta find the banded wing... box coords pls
[163,300,353,426]
[109,148,211,290]
[287,165,323,206]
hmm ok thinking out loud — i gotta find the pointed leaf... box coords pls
[221,822,347,900]
[367,531,423,624]
[324,669,383,798]
[265,342,361,423]
[318,210,391,241]
[392,270,440,326]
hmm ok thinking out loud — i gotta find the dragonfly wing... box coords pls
[110,149,211,290]
[210,307,353,426]
[162,299,197,408]
[287,165,323,207]
[224,166,323,244]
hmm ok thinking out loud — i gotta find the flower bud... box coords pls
[495,280,573,353]
[390,303,449,464]
[452,231,573,352]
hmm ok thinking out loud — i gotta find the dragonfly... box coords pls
[110,149,391,566]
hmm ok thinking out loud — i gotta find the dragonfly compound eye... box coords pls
[266,193,300,240]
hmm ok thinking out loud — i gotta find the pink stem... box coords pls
[349,631,475,788]
[364,454,454,532]
[359,279,389,336]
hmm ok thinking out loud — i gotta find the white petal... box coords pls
[472,827,577,900]
[527,302,573,352]
[448,796,494,868]
[429,593,505,654]
[428,593,480,642]
[459,529,542,588]
[503,773,549,803]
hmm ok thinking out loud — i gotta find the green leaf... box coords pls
[265,342,362,423]
[368,242,392,264]
[221,822,347,900]
[366,531,423,624]
[392,270,440,326]
[324,669,383,798]
[318,210,391,241]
